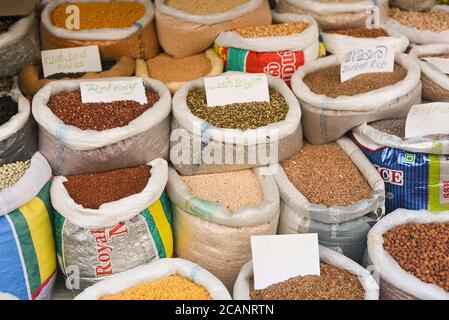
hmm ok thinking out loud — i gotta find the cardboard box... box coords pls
[0,0,38,16]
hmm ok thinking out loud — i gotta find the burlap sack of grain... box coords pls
[409,44,449,102]
[272,137,385,263]
[166,167,280,291]
[0,13,40,78]
[0,84,38,165]
[51,158,173,293]
[170,72,302,176]
[75,258,231,300]
[390,0,434,12]
[40,0,159,61]
[367,209,449,300]
[385,5,449,44]
[322,25,409,55]
[233,245,379,300]
[276,0,383,31]
[290,53,422,144]
[214,13,319,86]
[18,57,136,97]
[154,0,272,58]
[32,77,171,176]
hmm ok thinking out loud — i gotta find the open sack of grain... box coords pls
[40,0,159,60]
[233,246,379,300]
[386,6,449,44]
[51,158,173,293]
[32,77,171,176]
[166,166,280,291]
[271,137,385,263]
[409,44,449,102]
[19,57,136,97]
[276,0,387,31]
[0,84,38,165]
[322,25,409,55]
[390,0,435,12]
[170,72,302,175]
[0,152,56,300]
[367,208,449,300]
[291,53,421,144]
[154,0,272,58]
[0,13,40,78]
[351,117,449,213]
[214,13,319,85]
[75,258,231,300]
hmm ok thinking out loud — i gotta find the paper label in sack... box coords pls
[80,78,148,104]
[204,73,270,107]
[251,234,320,290]
[422,57,449,74]
[41,45,102,78]
[405,102,449,139]
[340,44,394,82]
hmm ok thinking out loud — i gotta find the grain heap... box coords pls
[234,21,309,37]
[369,118,449,140]
[0,160,31,191]
[389,7,449,32]
[0,96,18,126]
[165,0,249,15]
[0,77,13,93]
[0,16,19,33]
[327,27,388,38]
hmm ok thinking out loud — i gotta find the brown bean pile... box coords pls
[235,21,309,38]
[250,263,365,300]
[303,63,407,98]
[281,143,373,207]
[383,222,449,292]
[328,27,388,38]
[64,165,151,209]
[47,89,159,131]
[390,7,449,32]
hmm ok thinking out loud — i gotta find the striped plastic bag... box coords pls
[0,152,56,300]
[50,158,173,293]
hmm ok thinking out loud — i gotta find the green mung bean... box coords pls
[0,160,31,191]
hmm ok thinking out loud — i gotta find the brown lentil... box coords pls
[250,262,365,300]
[0,95,18,126]
[187,89,288,130]
[0,77,13,93]
[369,118,449,140]
[64,165,151,209]
[51,2,145,29]
[234,21,309,38]
[180,169,264,212]
[100,275,212,300]
[166,0,248,15]
[0,160,31,191]
[0,16,19,34]
[389,7,449,32]
[383,222,449,292]
[47,89,159,131]
[303,63,407,98]
[281,143,373,207]
[328,27,388,38]
[147,53,212,83]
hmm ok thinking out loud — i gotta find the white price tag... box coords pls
[204,73,270,107]
[422,57,449,74]
[251,234,320,290]
[405,102,449,139]
[41,45,102,78]
[80,78,148,104]
[340,44,394,82]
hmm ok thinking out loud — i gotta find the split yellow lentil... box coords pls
[0,160,31,191]
[51,2,145,29]
[235,21,309,38]
[100,275,212,300]
[166,0,249,15]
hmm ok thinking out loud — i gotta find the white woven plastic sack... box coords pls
[322,25,409,55]
[233,246,379,300]
[367,209,449,300]
[385,5,449,44]
[75,258,231,300]
[32,77,171,175]
[0,292,19,300]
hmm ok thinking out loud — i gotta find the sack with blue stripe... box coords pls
[50,158,173,293]
[0,152,56,300]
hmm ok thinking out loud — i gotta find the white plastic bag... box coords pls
[75,258,232,300]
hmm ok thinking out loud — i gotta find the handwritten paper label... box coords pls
[80,78,148,104]
[341,44,394,82]
[422,57,449,75]
[204,73,270,107]
[41,45,102,78]
[251,234,320,290]
[405,102,449,139]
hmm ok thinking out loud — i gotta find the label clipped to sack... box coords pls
[422,57,449,74]
[41,45,102,78]
[251,234,320,290]
[405,102,449,139]
[340,44,394,82]
[204,73,270,107]
[80,77,148,104]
